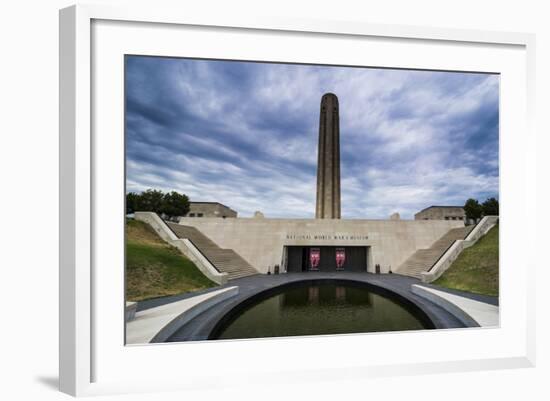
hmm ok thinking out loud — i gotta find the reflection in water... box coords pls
[216,283,428,340]
[335,286,346,302]
[308,286,319,304]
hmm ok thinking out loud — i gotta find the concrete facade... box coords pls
[183,202,237,218]
[315,93,341,219]
[176,217,463,274]
[414,205,466,221]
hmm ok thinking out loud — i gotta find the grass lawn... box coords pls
[126,219,217,302]
[433,224,499,297]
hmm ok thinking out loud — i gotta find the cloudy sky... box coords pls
[125,56,499,219]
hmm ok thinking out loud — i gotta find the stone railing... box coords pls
[421,216,499,283]
[134,212,228,285]
[464,215,499,243]
[125,301,137,322]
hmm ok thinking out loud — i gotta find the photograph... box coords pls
[2,0,546,399]
[124,55,500,344]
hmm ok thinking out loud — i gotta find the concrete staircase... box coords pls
[395,225,475,279]
[166,222,258,281]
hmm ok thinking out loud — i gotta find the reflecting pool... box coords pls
[212,281,433,340]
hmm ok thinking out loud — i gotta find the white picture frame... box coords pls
[59,4,536,397]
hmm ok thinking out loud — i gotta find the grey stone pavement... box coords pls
[134,272,499,342]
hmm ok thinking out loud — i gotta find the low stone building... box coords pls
[414,206,466,222]
[182,202,237,219]
[176,216,463,274]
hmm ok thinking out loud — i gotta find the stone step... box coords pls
[395,225,474,277]
[225,269,257,277]
[213,266,257,273]
[166,222,259,280]
[226,271,258,279]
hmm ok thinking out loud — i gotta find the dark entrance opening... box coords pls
[286,246,368,272]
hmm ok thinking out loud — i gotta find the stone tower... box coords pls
[315,93,341,219]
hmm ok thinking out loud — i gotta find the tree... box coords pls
[126,189,190,219]
[482,197,499,216]
[126,192,140,214]
[161,191,190,219]
[138,189,164,213]
[464,198,483,223]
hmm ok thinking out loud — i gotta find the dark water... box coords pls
[213,282,431,340]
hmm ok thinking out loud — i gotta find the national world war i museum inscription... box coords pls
[286,233,369,241]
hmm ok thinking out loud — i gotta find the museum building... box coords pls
[142,93,467,278]
[184,202,237,218]
[414,206,466,221]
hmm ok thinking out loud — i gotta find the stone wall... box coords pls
[176,217,463,274]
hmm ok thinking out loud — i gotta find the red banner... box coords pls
[336,248,346,270]
[309,248,320,270]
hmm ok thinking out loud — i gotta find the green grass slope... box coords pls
[433,224,499,297]
[126,219,217,301]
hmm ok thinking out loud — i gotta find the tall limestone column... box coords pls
[315,93,341,219]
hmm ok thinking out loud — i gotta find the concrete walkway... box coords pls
[411,284,499,327]
[126,286,238,344]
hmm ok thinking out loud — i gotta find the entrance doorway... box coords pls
[285,246,368,272]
